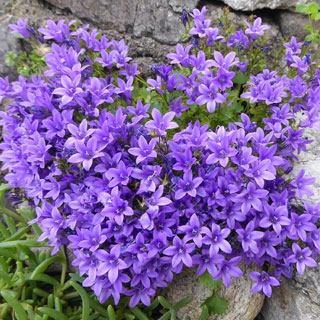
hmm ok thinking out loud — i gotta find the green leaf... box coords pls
[233,72,247,85]
[198,305,209,320]
[0,270,12,286]
[6,226,30,241]
[304,24,313,32]
[158,296,173,309]
[31,256,65,279]
[123,313,135,320]
[143,297,160,312]
[69,272,85,283]
[69,280,90,320]
[1,290,28,320]
[38,307,69,320]
[173,296,193,310]
[306,32,320,43]
[107,305,117,320]
[88,297,109,318]
[296,3,307,13]
[0,240,46,248]
[26,273,61,288]
[202,292,228,316]
[198,271,222,290]
[305,2,319,14]
[3,215,16,235]
[131,306,149,320]
[314,12,320,20]
[159,311,171,320]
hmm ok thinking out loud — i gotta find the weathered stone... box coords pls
[276,10,310,41]
[0,14,21,78]
[167,262,264,320]
[0,0,12,15]
[45,0,198,44]
[261,263,320,320]
[218,0,317,11]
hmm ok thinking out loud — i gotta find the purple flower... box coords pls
[213,68,235,91]
[78,225,107,252]
[128,136,157,164]
[286,243,317,274]
[245,17,270,40]
[101,187,134,225]
[203,223,232,255]
[105,161,133,187]
[52,75,83,106]
[68,138,104,171]
[244,159,276,188]
[212,51,238,70]
[193,249,224,277]
[236,221,264,254]
[291,56,309,75]
[9,18,30,38]
[166,44,192,67]
[163,236,195,268]
[179,214,205,248]
[145,185,172,212]
[168,97,188,117]
[195,82,226,113]
[259,205,290,235]
[145,109,178,136]
[235,182,269,214]
[291,169,316,198]
[207,133,238,167]
[249,271,280,297]
[175,170,203,200]
[289,213,315,242]
[214,256,243,288]
[96,245,127,283]
[172,148,196,172]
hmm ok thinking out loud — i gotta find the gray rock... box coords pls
[261,263,320,320]
[218,0,317,11]
[45,0,198,44]
[0,0,12,15]
[0,14,21,78]
[167,262,264,320]
[276,11,310,41]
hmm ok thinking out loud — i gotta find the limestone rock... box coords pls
[167,262,264,320]
[289,114,320,208]
[261,263,320,320]
[0,0,12,15]
[0,14,21,78]
[277,11,310,41]
[45,0,198,44]
[218,0,317,11]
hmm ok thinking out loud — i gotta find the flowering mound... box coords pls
[1,7,320,307]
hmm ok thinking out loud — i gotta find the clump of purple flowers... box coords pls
[1,7,320,307]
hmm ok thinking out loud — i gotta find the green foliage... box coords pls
[198,271,228,317]
[296,2,320,44]
[5,49,46,78]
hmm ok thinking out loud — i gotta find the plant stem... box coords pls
[60,246,67,286]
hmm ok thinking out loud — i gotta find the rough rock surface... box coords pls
[0,14,21,78]
[44,0,198,44]
[167,263,264,320]
[261,264,320,320]
[218,0,317,11]
[276,10,310,41]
